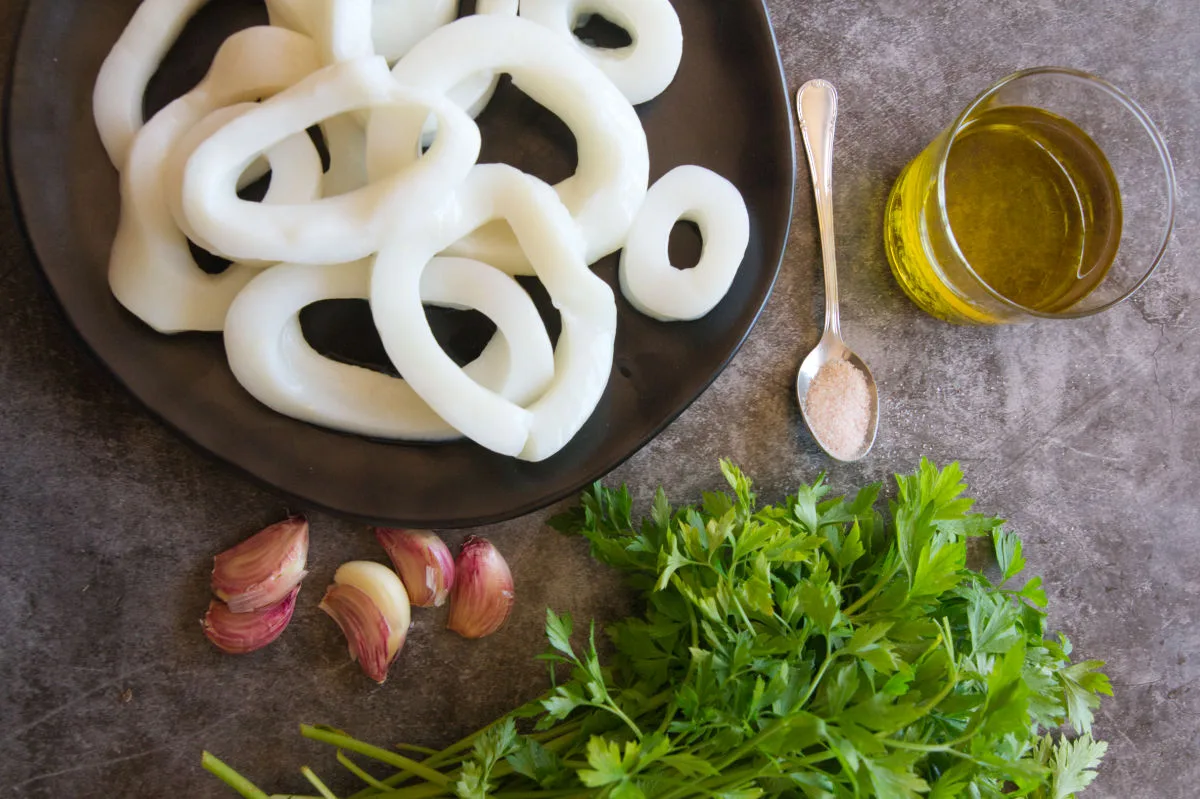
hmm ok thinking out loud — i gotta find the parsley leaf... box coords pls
[1059,660,1114,734]
[993,528,1026,582]
[1051,734,1109,799]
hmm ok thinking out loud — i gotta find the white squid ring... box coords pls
[371,164,617,461]
[370,0,456,63]
[433,0,521,127]
[368,0,521,121]
[618,165,751,322]
[262,2,373,198]
[372,0,520,70]
[93,0,210,169]
[165,103,324,266]
[320,113,370,197]
[269,0,374,191]
[519,0,683,106]
[369,0,520,66]
[108,27,323,333]
[368,15,648,275]
[224,257,555,440]
[315,0,375,65]
[266,0,318,37]
[181,56,482,266]
[268,0,517,126]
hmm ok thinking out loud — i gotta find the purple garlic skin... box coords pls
[448,536,514,639]
[319,561,411,684]
[203,586,300,654]
[212,516,309,614]
[376,528,455,608]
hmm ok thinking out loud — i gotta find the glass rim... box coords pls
[931,66,1178,320]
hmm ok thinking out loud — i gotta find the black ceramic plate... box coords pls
[6,0,796,527]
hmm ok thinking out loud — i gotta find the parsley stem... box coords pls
[653,603,699,739]
[710,717,788,773]
[646,776,723,797]
[348,718,500,798]
[688,604,700,649]
[489,787,592,791]
[908,619,961,717]
[428,711,548,768]
[301,726,452,786]
[345,711,547,799]
[345,769,410,798]
[878,737,975,759]
[532,719,585,744]
[676,759,816,799]
[337,751,391,791]
[652,739,763,796]
[302,766,340,799]
[796,641,836,709]
[603,703,643,739]
[365,784,450,799]
[843,564,902,618]
[201,751,270,799]
[394,743,442,756]
[345,722,497,798]
[827,746,861,795]
[729,589,755,631]
[792,751,840,767]
[654,702,680,737]
[701,765,772,790]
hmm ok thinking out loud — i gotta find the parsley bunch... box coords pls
[205,460,1112,799]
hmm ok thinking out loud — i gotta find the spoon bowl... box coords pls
[794,79,880,462]
[796,332,880,462]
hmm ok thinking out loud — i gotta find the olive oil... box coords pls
[885,106,1122,323]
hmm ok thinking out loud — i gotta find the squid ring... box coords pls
[93,0,210,169]
[182,57,482,266]
[618,165,751,322]
[108,27,323,333]
[371,0,457,63]
[165,103,324,264]
[431,0,521,128]
[320,114,370,198]
[371,164,617,461]
[371,0,520,66]
[368,15,648,274]
[316,0,375,65]
[519,0,682,106]
[268,0,517,126]
[224,257,555,440]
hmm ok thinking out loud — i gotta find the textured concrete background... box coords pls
[1,1,1197,797]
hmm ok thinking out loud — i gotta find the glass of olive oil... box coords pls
[884,67,1176,324]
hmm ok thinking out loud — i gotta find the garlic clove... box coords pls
[319,561,411,683]
[212,516,309,614]
[375,528,455,607]
[448,536,514,639]
[202,586,300,654]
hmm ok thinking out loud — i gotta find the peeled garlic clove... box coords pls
[319,561,411,683]
[375,528,455,608]
[202,586,300,654]
[212,516,309,614]
[448,536,514,639]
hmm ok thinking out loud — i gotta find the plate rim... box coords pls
[3,0,797,528]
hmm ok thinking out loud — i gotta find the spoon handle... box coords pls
[796,79,841,340]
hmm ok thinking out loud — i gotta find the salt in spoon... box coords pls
[794,79,880,462]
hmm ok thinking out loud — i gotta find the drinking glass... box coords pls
[884,67,1176,324]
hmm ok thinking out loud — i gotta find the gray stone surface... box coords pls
[1,0,1197,796]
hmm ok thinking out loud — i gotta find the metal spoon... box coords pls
[794,79,880,462]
